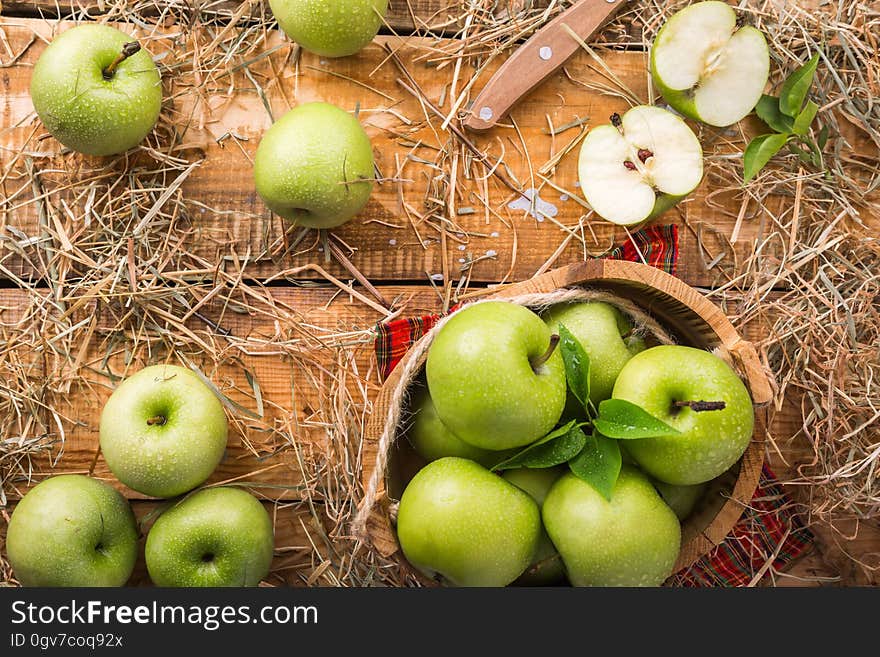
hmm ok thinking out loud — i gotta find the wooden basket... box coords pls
[362,259,773,581]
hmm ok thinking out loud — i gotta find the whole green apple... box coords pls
[99,364,228,498]
[651,1,769,127]
[502,467,566,586]
[406,387,510,468]
[396,457,541,587]
[543,467,681,586]
[30,24,162,156]
[653,479,708,521]
[612,345,755,485]
[145,487,274,587]
[254,102,375,229]
[426,301,566,450]
[544,301,646,412]
[269,0,388,58]
[6,475,138,587]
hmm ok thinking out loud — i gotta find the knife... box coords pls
[462,0,626,132]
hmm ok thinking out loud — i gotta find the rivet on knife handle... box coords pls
[463,0,625,132]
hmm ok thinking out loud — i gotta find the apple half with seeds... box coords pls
[651,1,770,127]
[578,105,703,226]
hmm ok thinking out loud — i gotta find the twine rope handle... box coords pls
[351,287,677,541]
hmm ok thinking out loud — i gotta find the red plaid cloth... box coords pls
[374,225,813,586]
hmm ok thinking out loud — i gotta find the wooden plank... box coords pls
[0,0,469,32]
[0,284,795,500]
[0,17,781,289]
[0,285,400,500]
[2,283,876,584]
[0,501,349,587]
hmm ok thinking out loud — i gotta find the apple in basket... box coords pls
[389,293,757,587]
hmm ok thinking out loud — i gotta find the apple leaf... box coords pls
[743,133,790,184]
[779,52,821,118]
[592,399,681,439]
[755,94,793,133]
[557,323,590,410]
[817,124,830,150]
[568,431,622,501]
[491,420,580,471]
[792,99,819,137]
[520,424,588,469]
[788,142,816,168]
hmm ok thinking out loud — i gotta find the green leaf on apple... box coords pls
[791,99,819,137]
[743,133,790,184]
[779,52,821,118]
[817,124,830,150]
[567,431,622,501]
[755,94,793,133]
[557,323,590,410]
[592,399,681,439]
[492,420,581,471]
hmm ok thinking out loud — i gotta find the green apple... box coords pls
[406,386,510,468]
[145,487,274,587]
[544,301,646,411]
[30,24,162,157]
[99,364,228,498]
[612,345,755,485]
[653,480,708,521]
[543,467,681,587]
[254,102,374,229]
[6,475,138,587]
[269,0,388,58]
[396,457,541,587]
[426,301,566,450]
[578,105,703,226]
[502,467,566,586]
[651,1,769,127]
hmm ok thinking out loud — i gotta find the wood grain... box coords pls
[0,17,780,289]
[0,0,470,32]
[462,0,623,130]
[0,282,873,583]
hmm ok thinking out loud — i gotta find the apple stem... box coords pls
[674,400,726,412]
[530,334,560,372]
[103,41,141,79]
[146,415,166,426]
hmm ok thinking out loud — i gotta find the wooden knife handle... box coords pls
[462,0,626,131]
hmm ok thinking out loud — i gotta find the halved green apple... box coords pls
[651,1,769,127]
[578,105,703,226]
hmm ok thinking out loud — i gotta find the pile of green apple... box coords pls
[579,1,771,226]
[6,365,274,587]
[397,299,755,586]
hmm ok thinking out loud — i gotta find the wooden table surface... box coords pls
[1,1,877,586]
